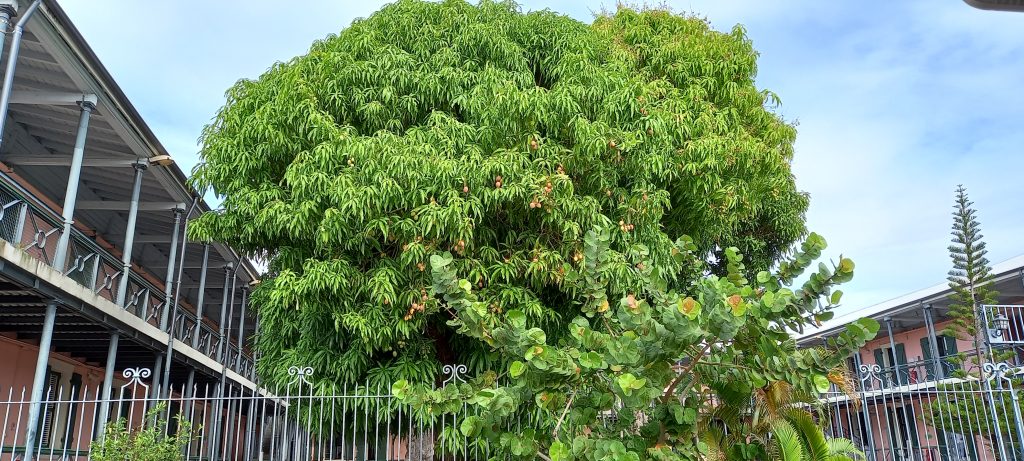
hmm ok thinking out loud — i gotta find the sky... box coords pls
[59,0,1024,315]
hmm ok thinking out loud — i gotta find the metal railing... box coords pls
[984,305,1024,347]
[0,173,253,381]
[0,365,498,461]
[820,361,1024,461]
[862,356,963,390]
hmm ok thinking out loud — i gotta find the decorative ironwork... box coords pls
[442,363,468,386]
[120,367,152,392]
[287,366,314,385]
[64,251,96,276]
[0,198,22,220]
[984,362,1014,382]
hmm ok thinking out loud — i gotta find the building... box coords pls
[0,0,261,459]
[798,255,1024,461]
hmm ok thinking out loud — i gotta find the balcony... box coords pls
[0,166,255,382]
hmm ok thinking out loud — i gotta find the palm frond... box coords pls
[771,419,805,461]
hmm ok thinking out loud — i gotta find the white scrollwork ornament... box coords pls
[983,362,1013,383]
[287,366,314,385]
[119,367,152,394]
[442,364,468,386]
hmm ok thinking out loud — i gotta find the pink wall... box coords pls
[0,335,251,461]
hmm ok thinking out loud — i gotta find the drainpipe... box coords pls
[52,100,95,270]
[0,0,42,152]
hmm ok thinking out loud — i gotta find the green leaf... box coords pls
[506,310,527,329]
[677,297,701,319]
[580,351,605,369]
[550,440,570,461]
[813,374,831,393]
[510,361,526,378]
[460,416,483,437]
[830,290,843,304]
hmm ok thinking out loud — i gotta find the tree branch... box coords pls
[663,342,711,403]
[553,392,576,439]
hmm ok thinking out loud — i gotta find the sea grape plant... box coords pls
[392,228,878,461]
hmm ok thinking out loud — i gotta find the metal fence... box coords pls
[10,361,1024,461]
[0,365,497,461]
[820,361,1024,461]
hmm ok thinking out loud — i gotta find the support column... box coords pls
[116,162,147,306]
[0,3,17,58]
[52,101,95,271]
[218,265,236,364]
[23,302,57,461]
[159,208,183,331]
[0,0,41,151]
[160,207,184,395]
[234,288,249,371]
[192,244,210,349]
[852,353,877,458]
[923,304,944,380]
[95,333,119,441]
[211,264,235,461]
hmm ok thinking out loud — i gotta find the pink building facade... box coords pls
[799,256,1024,461]
[0,1,262,460]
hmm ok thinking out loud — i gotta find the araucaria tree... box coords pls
[942,185,1000,374]
[189,0,814,389]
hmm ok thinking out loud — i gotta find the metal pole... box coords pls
[0,0,41,152]
[217,264,234,364]
[211,264,234,461]
[192,244,210,348]
[95,333,119,441]
[235,288,248,371]
[52,101,95,271]
[159,208,183,331]
[923,304,945,380]
[23,301,57,461]
[160,208,184,395]
[1010,384,1024,457]
[884,317,898,385]
[853,353,877,460]
[115,162,146,306]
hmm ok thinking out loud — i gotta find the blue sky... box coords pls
[61,1,1024,315]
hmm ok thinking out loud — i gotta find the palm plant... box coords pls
[700,376,865,460]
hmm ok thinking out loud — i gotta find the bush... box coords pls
[90,404,197,461]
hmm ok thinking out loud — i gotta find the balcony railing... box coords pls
[862,356,962,390]
[0,172,253,380]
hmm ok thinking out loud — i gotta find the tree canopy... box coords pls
[189,0,811,387]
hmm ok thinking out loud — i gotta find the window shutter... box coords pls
[39,369,61,448]
[895,343,908,384]
[920,337,935,380]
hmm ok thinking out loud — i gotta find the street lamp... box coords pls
[964,0,1024,12]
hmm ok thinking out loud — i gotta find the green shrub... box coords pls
[90,403,198,461]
